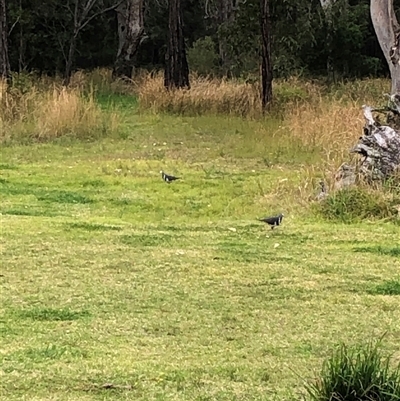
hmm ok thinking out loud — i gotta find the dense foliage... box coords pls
[5,0,400,79]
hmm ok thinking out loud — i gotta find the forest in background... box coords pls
[4,0,398,81]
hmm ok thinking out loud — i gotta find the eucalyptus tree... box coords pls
[260,0,272,109]
[164,0,189,89]
[371,0,400,94]
[113,0,145,78]
[0,0,10,81]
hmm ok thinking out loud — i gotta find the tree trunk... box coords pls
[217,0,235,77]
[164,0,190,89]
[0,0,11,81]
[63,33,77,86]
[370,0,400,94]
[260,0,272,110]
[113,0,144,79]
[319,0,337,82]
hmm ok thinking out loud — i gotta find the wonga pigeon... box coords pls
[161,170,180,183]
[258,213,284,229]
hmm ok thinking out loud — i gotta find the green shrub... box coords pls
[305,342,400,401]
[187,36,219,76]
[317,187,398,223]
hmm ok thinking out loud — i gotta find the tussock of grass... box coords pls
[305,341,400,401]
[285,100,362,163]
[317,187,400,223]
[1,79,120,143]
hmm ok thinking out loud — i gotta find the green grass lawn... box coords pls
[1,107,400,401]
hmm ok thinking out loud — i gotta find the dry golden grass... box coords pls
[286,100,362,162]
[138,72,261,117]
[33,87,117,140]
[0,78,119,143]
[136,73,390,119]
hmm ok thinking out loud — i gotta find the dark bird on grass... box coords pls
[160,170,180,183]
[258,213,284,229]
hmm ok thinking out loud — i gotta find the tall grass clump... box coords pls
[285,100,362,164]
[317,186,400,223]
[138,72,261,117]
[282,78,392,170]
[1,78,119,143]
[305,341,400,401]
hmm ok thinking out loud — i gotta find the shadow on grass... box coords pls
[354,246,400,258]
[367,280,400,296]
[218,241,269,263]
[15,307,91,321]
[120,233,179,247]
[0,163,18,170]
[9,345,87,364]
[81,179,107,188]
[66,222,123,231]
[37,191,93,204]
[1,180,94,204]
[1,346,88,374]
[241,281,310,301]
[0,207,59,217]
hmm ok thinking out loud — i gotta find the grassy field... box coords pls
[1,75,400,400]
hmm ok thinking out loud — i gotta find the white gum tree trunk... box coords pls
[370,0,400,94]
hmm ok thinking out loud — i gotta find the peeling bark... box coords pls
[113,0,144,79]
[370,0,400,94]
